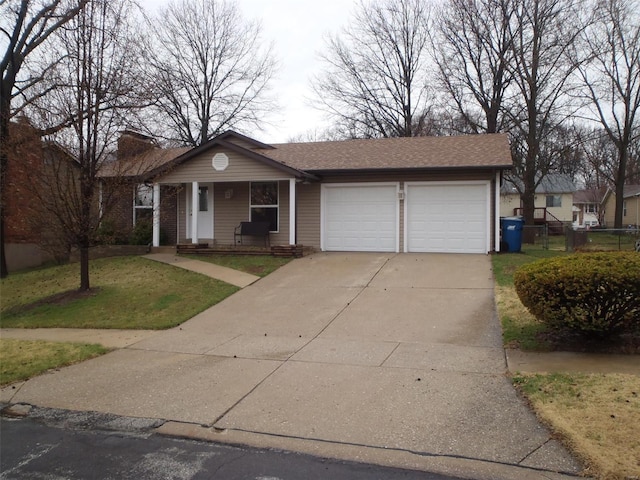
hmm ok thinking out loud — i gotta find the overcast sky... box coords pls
[144,0,359,143]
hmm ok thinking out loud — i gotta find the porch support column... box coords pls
[152,183,160,247]
[289,178,296,245]
[191,181,199,244]
[495,171,501,252]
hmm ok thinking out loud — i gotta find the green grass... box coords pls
[184,254,291,277]
[492,244,567,350]
[492,243,567,287]
[0,256,239,329]
[0,339,109,386]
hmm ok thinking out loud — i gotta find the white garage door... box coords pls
[323,184,398,252]
[406,182,489,253]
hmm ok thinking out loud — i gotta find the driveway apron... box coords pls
[4,253,581,478]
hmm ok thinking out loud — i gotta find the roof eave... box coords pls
[305,165,513,175]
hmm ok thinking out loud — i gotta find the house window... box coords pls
[623,200,627,217]
[134,184,153,224]
[546,195,561,207]
[585,203,597,213]
[198,186,209,212]
[250,181,278,232]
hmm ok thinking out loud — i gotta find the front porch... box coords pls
[151,243,310,258]
[150,178,299,249]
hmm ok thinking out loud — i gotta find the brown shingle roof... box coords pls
[255,133,512,171]
[102,131,512,180]
[100,146,190,178]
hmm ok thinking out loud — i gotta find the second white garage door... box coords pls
[322,184,398,252]
[405,182,489,253]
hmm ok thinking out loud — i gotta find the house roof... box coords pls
[573,188,606,204]
[255,133,512,172]
[501,173,576,194]
[100,146,190,179]
[622,185,640,198]
[105,130,513,181]
[602,184,640,205]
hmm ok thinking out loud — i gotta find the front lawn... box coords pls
[0,256,238,329]
[514,373,640,480]
[0,339,109,386]
[493,245,640,479]
[183,254,291,277]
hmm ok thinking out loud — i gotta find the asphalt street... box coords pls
[0,414,462,480]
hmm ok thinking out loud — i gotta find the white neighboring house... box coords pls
[500,174,577,223]
[572,188,604,229]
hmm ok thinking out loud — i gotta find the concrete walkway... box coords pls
[143,253,260,288]
[1,253,635,479]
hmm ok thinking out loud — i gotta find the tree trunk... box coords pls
[614,147,628,229]
[0,78,12,278]
[79,244,90,291]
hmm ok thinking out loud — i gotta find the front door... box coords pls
[187,183,214,240]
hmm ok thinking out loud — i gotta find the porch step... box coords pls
[271,244,305,258]
[175,244,310,258]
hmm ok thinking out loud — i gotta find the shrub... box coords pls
[129,220,152,245]
[514,252,640,337]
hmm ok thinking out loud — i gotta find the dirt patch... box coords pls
[4,288,101,316]
[243,265,266,275]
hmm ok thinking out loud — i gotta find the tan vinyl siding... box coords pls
[296,183,321,248]
[157,146,294,183]
[211,180,290,246]
[213,182,250,245]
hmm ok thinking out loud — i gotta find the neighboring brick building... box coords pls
[4,120,78,271]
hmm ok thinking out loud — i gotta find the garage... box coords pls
[322,184,398,252]
[405,181,489,253]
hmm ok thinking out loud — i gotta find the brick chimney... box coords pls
[117,130,156,159]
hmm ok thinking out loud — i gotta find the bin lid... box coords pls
[501,216,523,222]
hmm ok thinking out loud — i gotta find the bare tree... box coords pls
[147,0,276,147]
[311,0,433,138]
[34,0,149,291]
[505,0,586,227]
[576,0,640,228]
[432,0,515,134]
[0,0,87,278]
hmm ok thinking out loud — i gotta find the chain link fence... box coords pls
[566,227,640,252]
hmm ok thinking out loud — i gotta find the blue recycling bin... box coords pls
[501,217,524,252]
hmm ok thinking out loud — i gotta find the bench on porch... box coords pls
[234,221,271,247]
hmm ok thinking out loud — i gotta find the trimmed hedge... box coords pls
[514,252,640,336]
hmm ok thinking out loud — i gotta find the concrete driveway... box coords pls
[3,253,581,479]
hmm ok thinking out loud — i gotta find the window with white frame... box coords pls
[623,200,627,217]
[546,195,562,207]
[250,181,278,232]
[585,203,598,213]
[134,184,153,224]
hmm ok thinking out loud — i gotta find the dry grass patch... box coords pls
[0,339,109,386]
[514,373,640,479]
[495,285,549,350]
